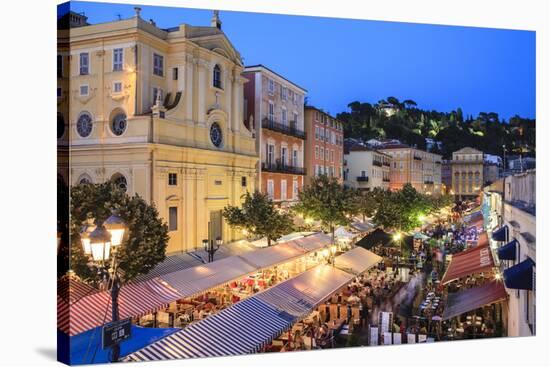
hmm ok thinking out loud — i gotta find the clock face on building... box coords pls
[210,122,223,147]
[76,112,93,138]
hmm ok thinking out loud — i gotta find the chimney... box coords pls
[211,10,222,30]
[134,7,141,18]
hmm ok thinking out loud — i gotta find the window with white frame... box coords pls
[153,53,164,76]
[79,84,89,96]
[292,112,298,126]
[268,79,275,94]
[315,146,319,159]
[113,81,122,94]
[79,52,89,75]
[292,180,298,200]
[267,144,275,166]
[267,179,274,199]
[281,180,287,201]
[292,149,298,167]
[293,92,298,104]
[113,48,123,71]
[315,126,319,140]
[320,148,324,161]
[268,102,275,121]
[281,86,287,100]
[320,128,324,141]
[281,146,288,167]
[281,108,287,126]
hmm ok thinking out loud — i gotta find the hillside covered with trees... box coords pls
[336,96,535,159]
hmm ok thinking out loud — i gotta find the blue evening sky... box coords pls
[61,2,536,120]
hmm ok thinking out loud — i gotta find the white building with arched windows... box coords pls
[58,10,258,253]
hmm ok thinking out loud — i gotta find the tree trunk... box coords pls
[267,237,271,247]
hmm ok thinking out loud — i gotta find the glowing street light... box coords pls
[393,232,402,242]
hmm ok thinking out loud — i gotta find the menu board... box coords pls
[379,311,393,334]
[418,334,427,343]
[407,333,417,344]
[383,332,393,345]
[369,327,379,346]
[393,333,402,344]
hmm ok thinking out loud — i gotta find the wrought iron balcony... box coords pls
[413,155,422,160]
[383,161,391,167]
[372,160,383,167]
[357,176,369,182]
[262,118,306,140]
[262,161,306,175]
[383,178,390,182]
[424,180,435,185]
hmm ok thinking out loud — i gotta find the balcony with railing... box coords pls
[383,177,390,182]
[372,160,383,167]
[262,118,306,140]
[382,161,391,167]
[424,180,435,185]
[357,176,369,182]
[262,160,306,175]
[413,155,422,160]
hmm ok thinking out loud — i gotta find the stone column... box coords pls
[184,168,197,251]
[185,54,194,122]
[196,60,208,127]
[196,168,207,246]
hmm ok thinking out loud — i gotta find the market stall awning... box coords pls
[477,232,489,246]
[57,276,98,305]
[283,232,331,252]
[124,251,368,362]
[492,225,508,242]
[335,226,356,240]
[255,265,354,318]
[123,297,292,361]
[334,247,382,275]
[59,278,183,336]
[441,243,495,285]
[351,221,375,233]
[58,325,179,365]
[160,256,258,299]
[498,240,517,261]
[442,281,507,320]
[504,257,535,290]
[239,242,305,269]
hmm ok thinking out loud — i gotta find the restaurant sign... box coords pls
[102,318,132,349]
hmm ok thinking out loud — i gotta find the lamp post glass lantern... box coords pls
[80,216,127,362]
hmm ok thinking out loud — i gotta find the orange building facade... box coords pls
[243,65,307,204]
[304,106,344,184]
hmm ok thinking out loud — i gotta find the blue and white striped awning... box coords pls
[123,297,293,361]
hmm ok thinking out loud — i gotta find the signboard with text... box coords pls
[102,318,132,349]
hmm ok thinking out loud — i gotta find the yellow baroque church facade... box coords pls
[58,10,258,253]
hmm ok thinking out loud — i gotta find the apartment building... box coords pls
[242,65,306,204]
[304,106,344,184]
[451,147,484,200]
[378,144,443,195]
[343,146,391,191]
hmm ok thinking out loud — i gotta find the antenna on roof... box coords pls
[116,13,122,20]
[133,6,142,18]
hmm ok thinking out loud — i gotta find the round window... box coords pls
[111,112,127,136]
[112,174,128,193]
[57,114,65,139]
[78,176,91,185]
[76,112,93,138]
[210,122,223,147]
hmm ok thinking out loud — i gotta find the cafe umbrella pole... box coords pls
[110,272,121,362]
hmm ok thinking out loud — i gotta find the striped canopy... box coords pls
[334,247,382,275]
[124,297,292,361]
[124,251,383,362]
[58,278,182,336]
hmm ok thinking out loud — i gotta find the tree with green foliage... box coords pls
[222,191,294,247]
[293,175,357,244]
[373,184,432,232]
[70,182,169,283]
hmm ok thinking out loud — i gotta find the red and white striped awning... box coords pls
[58,278,182,336]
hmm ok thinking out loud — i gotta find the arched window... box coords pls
[213,64,222,89]
[78,174,93,185]
[111,173,128,193]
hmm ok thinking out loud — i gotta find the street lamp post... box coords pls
[203,236,222,263]
[81,214,127,363]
